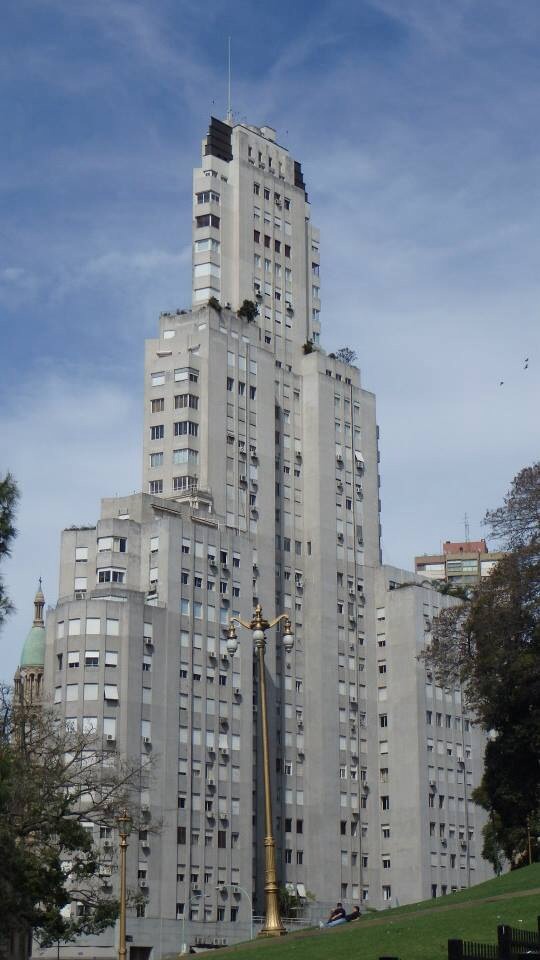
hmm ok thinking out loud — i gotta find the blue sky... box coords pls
[1,0,540,678]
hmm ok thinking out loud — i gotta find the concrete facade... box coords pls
[33,116,492,958]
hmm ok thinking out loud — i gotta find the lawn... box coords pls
[206,865,540,960]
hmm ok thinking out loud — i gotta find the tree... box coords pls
[237,299,258,323]
[0,685,147,945]
[335,347,357,365]
[485,462,540,551]
[424,463,540,866]
[207,296,222,313]
[0,472,19,626]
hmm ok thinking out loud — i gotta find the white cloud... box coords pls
[0,371,140,683]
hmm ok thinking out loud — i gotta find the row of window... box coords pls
[254,255,293,282]
[64,715,117,737]
[253,231,291,257]
[181,572,241,595]
[253,207,293,234]
[226,378,256,399]
[71,569,127,589]
[429,822,475,841]
[151,367,198,387]
[426,710,465,726]
[180,601,240,624]
[428,793,475,812]
[57,617,120,637]
[150,421,199,440]
[54,682,119,702]
[74,538,126,562]
[57,650,118,669]
[150,394,199,413]
[253,183,292,209]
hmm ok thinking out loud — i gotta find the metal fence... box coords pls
[448,918,540,960]
[448,940,499,960]
[498,920,540,959]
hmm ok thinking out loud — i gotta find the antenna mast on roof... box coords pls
[227,37,232,122]
[464,512,470,544]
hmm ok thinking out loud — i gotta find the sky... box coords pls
[1,0,540,680]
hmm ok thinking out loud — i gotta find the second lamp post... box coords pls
[226,604,294,938]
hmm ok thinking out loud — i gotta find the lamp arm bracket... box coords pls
[229,616,252,630]
[268,612,290,629]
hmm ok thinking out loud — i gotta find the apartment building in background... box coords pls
[22,117,492,959]
[415,539,504,586]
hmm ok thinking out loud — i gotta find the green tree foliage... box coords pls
[425,463,540,867]
[335,347,357,365]
[237,299,258,323]
[0,685,146,945]
[0,472,19,626]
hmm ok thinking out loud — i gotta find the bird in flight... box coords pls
[524,357,529,369]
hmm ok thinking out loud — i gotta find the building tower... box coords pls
[14,581,46,703]
[142,117,383,914]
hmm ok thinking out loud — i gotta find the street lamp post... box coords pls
[116,810,132,960]
[181,893,202,955]
[217,884,254,942]
[226,604,294,938]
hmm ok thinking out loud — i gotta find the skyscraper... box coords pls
[28,117,491,960]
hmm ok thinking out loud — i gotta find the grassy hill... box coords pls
[209,864,540,960]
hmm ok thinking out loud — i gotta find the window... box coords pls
[172,449,199,469]
[175,393,199,409]
[254,230,260,243]
[196,190,220,204]
[75,546,88,562]
[196,214,220,229]
[151,398,164,413]
[97,537,127,553]
[194,237,220,252]
[151,371,165,386]
[381,795,390,811]
[174,370,199,388]
[174,421,198,437]
[98,568,125,583]
[379,714,388,728]
[148,480,163,494]
[150,452,163,468]
[150,425,164,440]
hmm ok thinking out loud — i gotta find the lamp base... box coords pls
[257,928,288,938]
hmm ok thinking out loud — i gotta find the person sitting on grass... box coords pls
[346,905,361,922]
[319,902,347,927]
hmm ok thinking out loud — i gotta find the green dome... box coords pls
[19,583,46,669]
[20,624,46,668]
